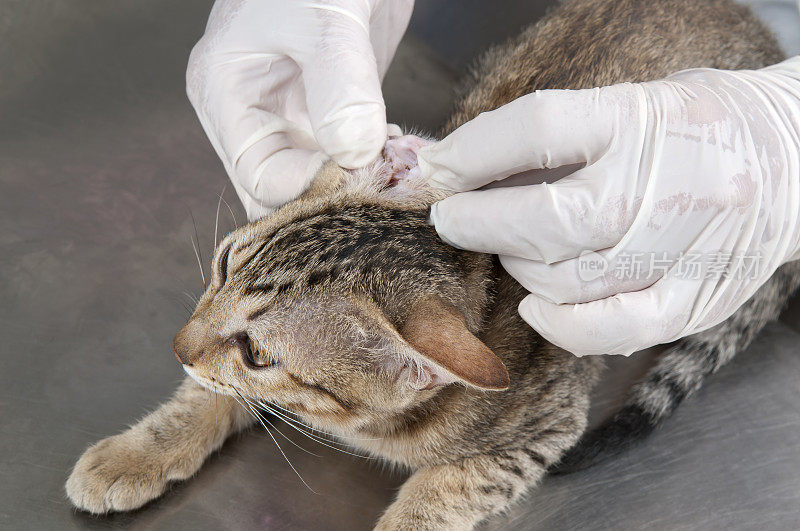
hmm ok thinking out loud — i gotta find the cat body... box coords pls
[67,0,797,528]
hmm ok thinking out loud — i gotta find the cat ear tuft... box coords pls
[398,297,509,391]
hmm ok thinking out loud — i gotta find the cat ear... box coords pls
[382,134,433,185]
[396,297,510,391]
[299,161,348,201]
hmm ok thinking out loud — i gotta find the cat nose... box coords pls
[173,329,192,366]
[173,323,202,366]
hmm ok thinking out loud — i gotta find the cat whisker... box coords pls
[265,400,381,442]
[257,406,371,460]
[188,208,206,288]
[169,294,194,317]
[257,402,346,443]
[255,402,350,446]
[255,402,376,460]
[238,394,320,458]
[232,390,317,493]
[261,401,346,436]
[182,291,200,307]
[214,183,228,251]
[218,191,238,229]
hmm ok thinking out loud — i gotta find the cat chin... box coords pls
[182,365,234,397]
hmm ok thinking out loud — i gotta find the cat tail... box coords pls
[549,261,800,475]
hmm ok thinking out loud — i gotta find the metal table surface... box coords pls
[2,1,800,529]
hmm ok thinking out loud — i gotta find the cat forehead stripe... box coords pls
[232,206,449,291]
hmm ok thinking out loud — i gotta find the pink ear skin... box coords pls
[382,135,433,186]
[399,297,510,391]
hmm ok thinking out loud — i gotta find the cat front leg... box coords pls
[375,450,548,530]
[66,377,252,514]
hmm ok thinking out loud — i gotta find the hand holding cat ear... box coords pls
[187,0,413,220]
[421,57,800,356]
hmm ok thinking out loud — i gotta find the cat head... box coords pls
[174,139,509,432]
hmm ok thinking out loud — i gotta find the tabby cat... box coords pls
[66,0,799,528]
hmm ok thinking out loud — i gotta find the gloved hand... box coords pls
[421,56,800,356]
[187,0,413,220]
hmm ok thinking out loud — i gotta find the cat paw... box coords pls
[66,434,170,514]
[374,506,447,531]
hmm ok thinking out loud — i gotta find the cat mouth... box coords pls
[182,365,235,396]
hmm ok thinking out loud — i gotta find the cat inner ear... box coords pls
[382,134,433,186]
[397,297,510,391]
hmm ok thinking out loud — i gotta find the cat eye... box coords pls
[228,332,277,369]
[217,244,231,285]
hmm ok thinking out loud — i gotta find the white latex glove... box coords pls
[187,0,413,220]
[421,56,800,356]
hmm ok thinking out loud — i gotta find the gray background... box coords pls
[2,0,800,529]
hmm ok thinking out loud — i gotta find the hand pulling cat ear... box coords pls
[399,297,510,391]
